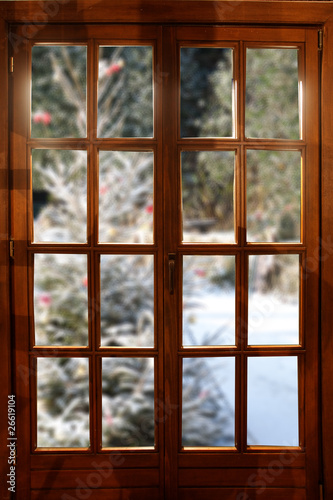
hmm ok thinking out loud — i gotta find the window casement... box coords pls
[1,2,333,500]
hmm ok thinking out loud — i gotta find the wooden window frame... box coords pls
[1,1,333,499]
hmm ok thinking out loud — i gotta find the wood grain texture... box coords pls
[1,2,333,499]
[162,26,180,500]
[179,467,306,487]
[0,15,11,500]
[321,17,333,500]
[31,452,160,469]
[178,452,306,468]
[31,488,160,500]
[0,1,332,25]
[31,468,159,489]
[10,40,31,500]
[179,488,306,500]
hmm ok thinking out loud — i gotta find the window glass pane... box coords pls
[183,256,235,346]
[102,357,155,447]
[32,149,87,243]
[247,357,298,446]
[98,46,153,138]
[100,255,154,347]
[182,357,235,447]
[247,150,301,243]
[248,254,299,345]
[246,48,299,139]
[181,47,234,138]
[37,358,89,447]
[182,151,235,243]
[99,151,154,244]
[34,254,88,346]
[31,45,86,138]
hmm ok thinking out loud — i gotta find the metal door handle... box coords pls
[168,253,176,294]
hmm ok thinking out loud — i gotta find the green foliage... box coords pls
[182,151,235,232]
[247,149,301,242]
[246,48,299,139]
[181,47,233,137]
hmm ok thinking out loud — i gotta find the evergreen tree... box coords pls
[195,46,300,243]
[186,47,301,291]
[180,47,233,138]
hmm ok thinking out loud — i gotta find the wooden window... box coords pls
[2,2,333,499]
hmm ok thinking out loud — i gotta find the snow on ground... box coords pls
[183,291,299,446]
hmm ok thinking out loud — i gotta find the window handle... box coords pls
[168,253,176,294]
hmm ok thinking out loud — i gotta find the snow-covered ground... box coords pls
[247,356,298,446]
[183,292,235,346]
[183,291,299,446]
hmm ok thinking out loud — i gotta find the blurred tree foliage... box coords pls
[33,43,234,448]
[182,46,300,247]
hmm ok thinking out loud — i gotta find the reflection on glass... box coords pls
[37,357,89,447]
[31,46,86,138]
[99,151,154,244]
[248,254,299,345]
[182,357,235,447]
[247,150,301,243]
[102,357,155,447]
[98,46,153,138]
[247,357,298,446]
[246,48,299,139]
[183,255,235,346]
[100,255,154,347]
[181,47,234,138]
[182,151,235,243]
[32,149,87,243]
[34,254,88,346]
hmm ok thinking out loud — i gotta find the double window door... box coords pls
[10,24,320,499]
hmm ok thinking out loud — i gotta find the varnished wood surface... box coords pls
[179,488,307,500]
[31,468,159,489]
[10,40,32,500]
[178,451,306,467]
[321,16,333,500]
[30,488,160,500]
[0,15,11,500]
[30,452,159,468]
[1,2,332,499]
[0,0,332,25]
[178,467,306,487]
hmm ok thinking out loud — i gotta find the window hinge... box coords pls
[9,56,13,73]
[9,239,14,259]
[320,483,324,500]
[318,30,323,51]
